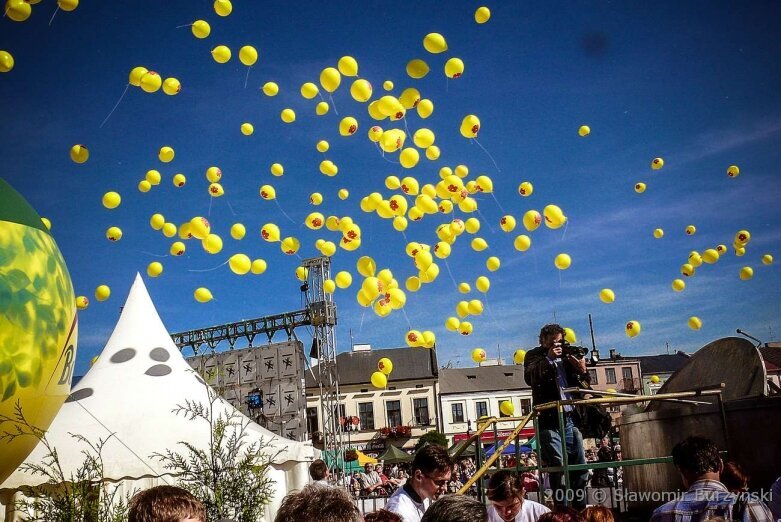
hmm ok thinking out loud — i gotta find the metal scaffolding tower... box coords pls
[300,256,343,470]
[170,256,344,466]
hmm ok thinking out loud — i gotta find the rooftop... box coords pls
[439,365,529,395]
[635,353,691,374]
[759,344,781,371]
[305,346,438,388]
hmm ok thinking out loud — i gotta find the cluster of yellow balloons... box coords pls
[129,66,180,95]
[350,256,409,319]
[405,329,436,349]
[370,357,394,389]
[5,0,78,23]
[211,45,258,66]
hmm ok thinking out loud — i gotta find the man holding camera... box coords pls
[524,323,591,509]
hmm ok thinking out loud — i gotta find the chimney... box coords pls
[352,343,371,352]
[609,348,617,359]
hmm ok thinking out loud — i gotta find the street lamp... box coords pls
[590,347,600,365]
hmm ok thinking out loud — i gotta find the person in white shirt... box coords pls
[487,469,551,522]
[386,445,453,522]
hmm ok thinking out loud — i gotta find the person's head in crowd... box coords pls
[537,506,581,522]
[409,444,454,501]
[274,484,361,522]
[419,494,487,522]
[721,461,749,492]
[486,470,527,522]
[581,505,614,522]
[309,459,329,481]
[364,463,374,473]
[671,436,723,488]
[364,509,403,522]
[129,485,205,522]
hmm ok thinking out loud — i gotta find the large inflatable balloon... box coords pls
[0,179,78,483]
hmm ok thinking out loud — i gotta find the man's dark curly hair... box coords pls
[671,436,721,475]
[539,324,565,346]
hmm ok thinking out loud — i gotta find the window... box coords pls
[306,407,319,434]
[451,403,464,423]
[622,367,633,379]
[498,399,511,418]
[521,399,532,415]
[475,401,488,419]
[386,400,402,427]
[359,402,374,430]
[588,369,598,384]
[605,368,617,384]
[413,398,430,426]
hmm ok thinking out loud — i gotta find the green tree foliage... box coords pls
[414,430,448,451]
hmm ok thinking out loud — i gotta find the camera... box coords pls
[559,340,588,359]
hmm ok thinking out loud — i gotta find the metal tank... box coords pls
[618,337,781,504]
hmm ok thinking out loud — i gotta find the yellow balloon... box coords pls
[383,80,394,90]
[339,116,358,136]
[147,214,164,231]
[378,357,393,375]
[554,253,571,270]
[350,78,372,102]
[310,192,323,205]
[320,160,338,176]
[147,261,163,278]
[407,59,430,79]
[702,249,720,264]
[280,236,301,255]
[500,400,515,416]
[762,254,774,265]
[650,375,661,384]
[192,19,211,38]
[157,146,175,163]
[75,296,89,309]
[413,128,435,148]
[228,254,251,275]
[513,349,526,364]
[162,77,181,95]
[295,266,309,282]
[499,215,516,233]
[685,225,696,236]
[269,162,284,176]
[445,317,461,332]
[0,180,78,481]
[460,114,481,138]
[301,82,319,99]
[95,284,111,302]
[338,55,358,76]
[653,228,664,239]
[335,271,353,289]
[672,279,686,292]
[688,316,702,330]
[138,180,151,192]
[5,0,31,21]
[578,125,591,137]
[735,230,751,245]
[475,6,491,23]
[241,123,254,136]
[739,266,753,280]
[467,299,484,315]
[262,82,279,96]
[543,205,567,229]
[651,157,664,170]
[405,276,421,292]
[514,234,532,252]
[213,0,231,16]
[0,50,14,73]
[259,184,276,200]
[338,188,349,200]
[371,371,388,389]
[426,146,441,160]
[129,66,148,86]
[727,165,740,178]
[230,223,245,240]
[564,327,577,344]
[323,279,336,294]
[161,223,177,238]
[211,45,231,63]
[471,348,486,363]
[106,226,122,242]
[400,148,420,169]
[315,101,329,116]
[518,181,533,197]
[58,0,78,12]
[206,166,222,182]
[208,183,224,197]
[599,289,615,303]
[681,263,695,277]
[423,32,448,54]
[189,216,210,240]
[261,223,280,242]
[475,275,490,293]
[486,256,501,272]
[239,45,258,66]
[417,99,434,118]
[320,67,341,92]
[444,58,464,79]
[170,241,186,256]
[251,259,267,274]
[70,144,89,164]
[145,169,161,185]
[634,182,647,193]
[625,320,641,338]
[281,108,296,123]
[102,191,121,209]
[194,287,214,303]
[202,234,223,254]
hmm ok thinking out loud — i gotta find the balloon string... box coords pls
[207,193,214,218]
[244,68,251,89]
[329,93,339,116]
[491,193,506,214]
[175,23,193,28]
[560,220,569,241]
[48,5,60,26]
[225,197,238,217]
[476,208,496,234]
[473,138,501,173]
[359,308,367,333]
[400,307,414,330]
[274,200,297,225]
[140,251,169,258]
[483,293,510,334]
[99,83,130,128]
[443,260,459,291]
[188,260,229,273]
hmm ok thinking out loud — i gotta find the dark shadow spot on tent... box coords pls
[65,388,93,403]
[145,364,172,377]
[110,348,136,363]
[149,347,170,362]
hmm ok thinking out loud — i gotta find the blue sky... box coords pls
[2,1,780,376]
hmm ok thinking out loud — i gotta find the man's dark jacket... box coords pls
[523,345,592,430]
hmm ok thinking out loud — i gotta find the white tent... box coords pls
[0,274,316,520]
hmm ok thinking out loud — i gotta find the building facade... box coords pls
[635,352,691,395]
[438,365,534,447]
[305,345,439,454]
[585,348,643,421]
